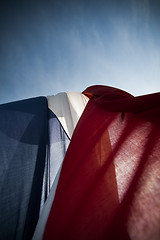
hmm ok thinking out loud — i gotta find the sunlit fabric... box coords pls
[47,92,89,139]
[43,85,160,240]
[0,97,48,240]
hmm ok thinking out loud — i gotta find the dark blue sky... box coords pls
[0,0,160,103]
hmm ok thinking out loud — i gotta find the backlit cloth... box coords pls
[0,97,48,240]
[43,85,160,240]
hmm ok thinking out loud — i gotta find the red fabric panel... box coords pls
[43,85,160,240]
[84,85,160,114]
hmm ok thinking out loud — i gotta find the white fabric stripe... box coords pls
[47,92,89,139]
[67,92,89,133]
[47,92,72,138]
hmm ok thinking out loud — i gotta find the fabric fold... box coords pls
[33,92,88,240]
[1,86,160,240]
[83,85,160,116]
[43,98,120,240]
[44,85,160,240]
[47,92,89,139]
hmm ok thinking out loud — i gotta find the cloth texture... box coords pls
[43,85,160,240]
[47,92,89,138]
[33,92,88,240]
[32,110,70,240]
[0,97,48,240]
[0,92,88,240]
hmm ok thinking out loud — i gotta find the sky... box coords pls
[0,0,160,104]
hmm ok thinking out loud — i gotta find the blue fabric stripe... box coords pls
[40,109,70,213]
[0,97,48,240]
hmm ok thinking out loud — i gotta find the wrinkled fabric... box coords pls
[33,92,88,240]
[0,97,48,240]
[40,110,70,211]
[47,92,89,138]
[43,85,160,240]
[33,110,70,240]
[0,92,88,240]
